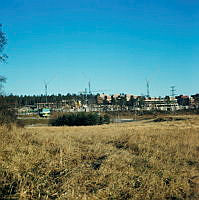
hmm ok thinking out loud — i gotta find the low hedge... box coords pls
[49,112,110,126]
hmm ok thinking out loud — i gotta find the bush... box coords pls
[0,103,17,126]
[49,112,110,126]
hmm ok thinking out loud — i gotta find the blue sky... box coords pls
[0,0,198,96]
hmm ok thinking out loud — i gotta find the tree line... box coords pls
[1,93,97,107]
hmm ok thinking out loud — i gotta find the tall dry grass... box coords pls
[0,115,199,199]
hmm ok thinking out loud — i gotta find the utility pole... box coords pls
[45,82,48,105]
[43,76,56,107]
[85,88,88,105]
[88,81,91,95]
[170,86,176,97]
[146,80,150,98]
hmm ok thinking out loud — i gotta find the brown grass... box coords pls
[0,115,199,199]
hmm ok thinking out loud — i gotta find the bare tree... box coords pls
[0,24,8,62]
[0,24,7,94]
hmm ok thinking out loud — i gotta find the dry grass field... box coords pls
[0,115,199,199]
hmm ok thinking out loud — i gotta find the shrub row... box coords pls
[49,112,110,126]
[0,103,16,125]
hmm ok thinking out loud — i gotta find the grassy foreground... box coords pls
[0,115,199,199]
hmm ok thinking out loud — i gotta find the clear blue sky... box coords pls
[0,0,198,96]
